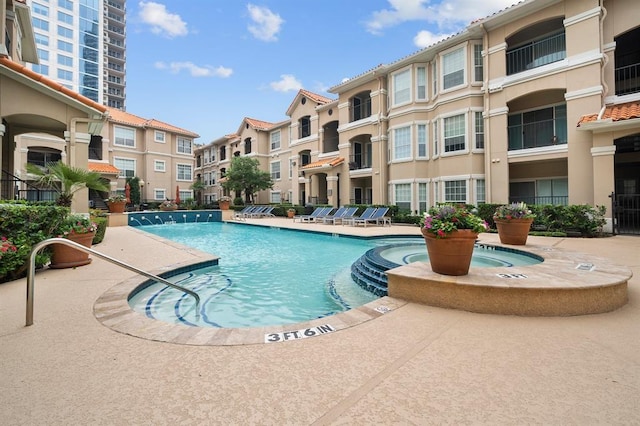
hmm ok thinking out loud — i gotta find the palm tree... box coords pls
[26,161,109,207]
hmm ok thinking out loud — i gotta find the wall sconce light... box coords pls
[292,161,296,166]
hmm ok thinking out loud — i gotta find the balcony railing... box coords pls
[507,32,566,75]
[348,155,372,170]
[508,118,566,150]
[615,62,640,96]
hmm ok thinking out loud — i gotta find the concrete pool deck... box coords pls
[1,219,639,424]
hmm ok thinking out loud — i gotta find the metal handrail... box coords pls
[26,238,201,326]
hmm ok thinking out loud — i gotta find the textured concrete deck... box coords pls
[1,219,639,424]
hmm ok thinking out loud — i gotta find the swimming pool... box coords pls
[129,222,406,328]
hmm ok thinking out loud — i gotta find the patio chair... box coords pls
[301,207,335,223]
[293,207,324,222]
[320,207,347,224]
[233,205,255,219]
[322,206,357,225]
[351,207,390,227]
[252,206,275,218]
[342,207,377,226]
[247,206,268,218]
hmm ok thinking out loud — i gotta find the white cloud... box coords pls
[366,0,515,46]
[247,4,284,42]
[413,30,454,48]
[139,1,188,38]
[155,61,233,78]
[270,74,302,92]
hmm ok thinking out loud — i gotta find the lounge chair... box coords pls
[342,207,377,226]
[322,206,357,225]
[251,206,275,218]
[233,205,256,219]
[293,207,324,222]
[247,206,268,218]
[320,207,347,224]
[300,207,334,223]
[351,207,390,227]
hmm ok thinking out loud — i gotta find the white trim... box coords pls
[563,7,601,28]
[603,42,616,53]
[591,146,616,157]
[487,42,507,55]
[565,85,603,101]
[488,106,509,117]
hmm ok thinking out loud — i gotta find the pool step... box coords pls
[351,246,400,297]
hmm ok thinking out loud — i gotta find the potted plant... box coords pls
[50,214,98,269]
[107,194,127,213]
[493,202,536,245]
[159,200,178,211]
[421,204,487,275]
[26,161,109,207]
[218,196,232,210]
[287,208,296,218]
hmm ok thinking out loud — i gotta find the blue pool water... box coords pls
[129,222,403,328]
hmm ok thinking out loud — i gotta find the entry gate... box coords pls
[611,193,640,235]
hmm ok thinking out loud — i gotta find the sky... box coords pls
[125,0,517,145]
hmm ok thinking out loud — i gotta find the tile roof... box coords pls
[106,107,200,138]
[88,161,120,175]
[0,56,107,113]
[299,157,345,170]
[244,117,275,130]
[299,89,333,105]
[578,101,640,127]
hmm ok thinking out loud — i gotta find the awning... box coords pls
[299,157,344,171]
[88,161,120,175]
[577,101,640,130]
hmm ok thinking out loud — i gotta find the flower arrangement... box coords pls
[218,196,232,202]
[493,202,536,221]
[1,236,17,258]
[422,204,488,238]
[56,214,98,238]
[108,194,127,203]
[159,200,178,210]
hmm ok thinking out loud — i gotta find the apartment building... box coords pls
[26,0,127,108]
[197,0,639,232]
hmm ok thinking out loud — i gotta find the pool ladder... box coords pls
[25,238,201,326]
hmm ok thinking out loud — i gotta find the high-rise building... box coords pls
[27,0,126,109]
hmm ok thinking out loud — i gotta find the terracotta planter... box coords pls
[50,231,96,269]
[160,205,177,211]
[422,229,478,276]
[495,218,533,245]
[219,200,230,210]
[108,201,126,213]
[287,210,296,218]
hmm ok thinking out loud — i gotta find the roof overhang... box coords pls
[88,161,120,175]
[577,117,640,134]
[299,157,345,171]
[14,2,38,64]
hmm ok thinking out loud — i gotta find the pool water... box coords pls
[129,223,403,328]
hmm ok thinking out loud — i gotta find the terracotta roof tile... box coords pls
[106,107,199,138]
[0,56,107,113]
[88,162,120,174]
[299,157,344,170]
[578,101,640,127]
[244,117,275,130]
[299,89,333,105]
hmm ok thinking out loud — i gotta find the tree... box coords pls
[190,179,206,206]
[126,176,141,205]
[26,161,109,207]
[222,157,273,204]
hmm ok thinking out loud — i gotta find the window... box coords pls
[114,126,135,147]
[177,137,192,154]
[179,190,192,201]
[154,189,166,201]
[37,48,49,61]
[32,3,49,16]
[59,0,73,10]
[177,164,192,181]
[444,180,466,202]
[32,18,49,31]
[392,69,411,106]
[58,25,73,39]
[432,61,438,96]
[270,192,282,203]
[418,182,428,214]
[417,124,428,158]
[114,158,135,178]
[58,54,72,67]
[433,120,439,157]
[58,11,73,24]
[444,114,466,153]
[57,69,72,80]
[508,104,567,150]
[154,160,165,172]
[270,130,281,151]
[474,44,483,82]
[32,64,49,74]
[154,131,165,143]
[475,111,484,149]
[289,159,294,179]
[35,33,49,46]
[394,183,411,211]
[442,47,465,90]
[270,161,281,180]
[58,40,73,52]
[299,116,311,138]
[476,179,486,204]
[416,66,427,100]
[27,148,61,167]
[393,126,411,160]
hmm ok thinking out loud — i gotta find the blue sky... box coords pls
[125,0,516,144]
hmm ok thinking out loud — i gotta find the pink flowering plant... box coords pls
[493,202,536,221]
[422,204,488,239]
[56,214,98,238]
[1,236,18,258]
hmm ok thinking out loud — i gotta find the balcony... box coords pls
[348,155,372,171]
[615,62,640,96]
[506,32,566,75]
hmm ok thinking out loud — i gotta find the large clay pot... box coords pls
[50,231,96,269]
[108,201,126,213]
[495,218,534,245]
[422,229,478,276]
[219,200,230,210]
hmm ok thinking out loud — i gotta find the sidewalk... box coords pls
[0,222,638,424]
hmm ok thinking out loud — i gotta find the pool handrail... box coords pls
[25,237,201,326]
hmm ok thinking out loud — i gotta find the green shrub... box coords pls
[92,216,108,244]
